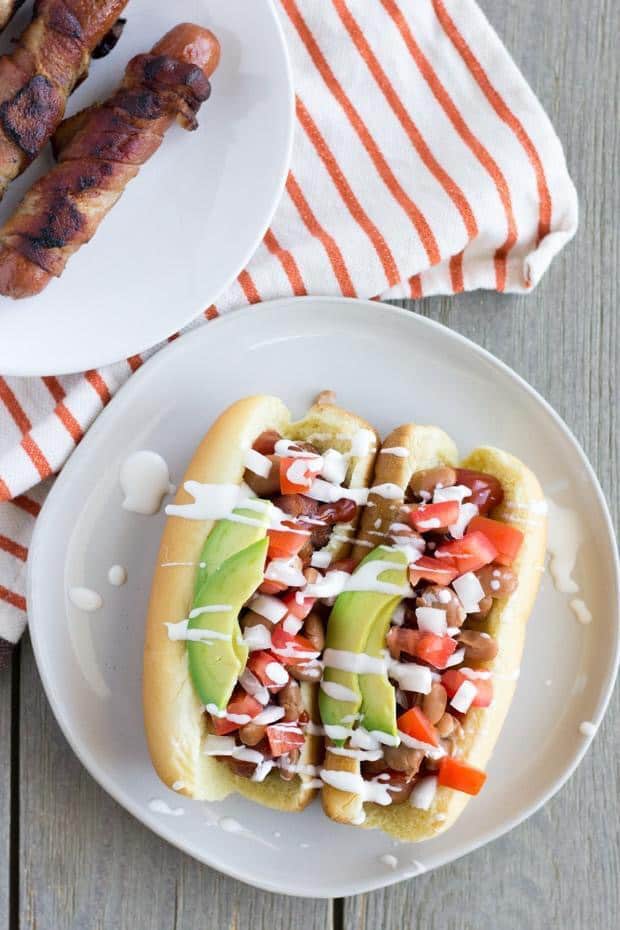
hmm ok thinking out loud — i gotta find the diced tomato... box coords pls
[467,516,523,566]
[281,589,316,620]
[212,691,262,735]
[397,706,439,746]
[387,627,421,658]
[441,669,493,707]
[247,650,288,691]
[267,522,309,560]
[409,556,459,587]
[438,756,487,795]
[414,632,458,668]
[280,455,322,494]
[435,531,497,576]
[455,469,504,515]
[258,579,288,595]
[409,501,460,533]
[271,622,319,666]
[266,723,305,757]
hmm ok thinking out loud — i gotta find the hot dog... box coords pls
[143,394,379,808]
[0,0,129,200]
[0,22,219,299]
[319,424,546,838]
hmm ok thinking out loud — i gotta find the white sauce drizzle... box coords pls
[120,451,174,514]
[107,564,127,586]
[320,681,359,703]
[68,586,103,612]
[546,499,582,594]
[323,648,387,675]
[370,483,404,500]
[579,720,596,737]
[148,798,184,816]
[380,447,409,457]
[570,598,592,625]
[380,854,398,869]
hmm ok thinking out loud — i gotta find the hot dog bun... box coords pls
[143,395,378,809]
[321,424,546,838]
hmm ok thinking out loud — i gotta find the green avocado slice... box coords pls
[193,499,272,596]
[319,546,408,745]
[187,537,268,710]
[358,598,399,738]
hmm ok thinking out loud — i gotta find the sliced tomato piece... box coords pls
[281,589,316,620]
[435,531,497,576]
[279,456,322,494]
[414,632,457,668]
[441,669,493,707]
[258,578,288,595]
[267,522,310,560]
[247,650,288,691]
[438,756,487,795]
[212,691,263,735]
[467,516,523,566]
[271,622,319,666]
[409,501,460,533]
[455,469,504,515]
[397,706,439,746]
[266,723,305,757]
[409,556,459,587]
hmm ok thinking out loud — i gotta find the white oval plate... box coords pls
[0,0,293,375]
[28,298,619,897]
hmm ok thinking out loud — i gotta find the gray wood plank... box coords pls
[344,0,619,925]
[0,654,11,928]
[17,635,331,930]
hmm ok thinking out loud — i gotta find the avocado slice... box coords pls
[358,598,399,738]
[187,537,268,710]
[193,499,272,596]
[320,546,408,745]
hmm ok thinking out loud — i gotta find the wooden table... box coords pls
[2,1,618,927]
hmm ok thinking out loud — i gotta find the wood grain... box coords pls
[0,656,11,928]
[1,0,618,927]
[17,638,331,930]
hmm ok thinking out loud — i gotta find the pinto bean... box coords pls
[252,430,282,455]
[287,663,322,682]
[409,466,457,497]
[303,611,325,652]
[436,712,456,737]
[318,498,358,525]
[457,629,499,662]
[469,595,493,621]
[243,454,280,497]
[383,745,424,776]
[422,683,448,725]
[241,611,272,631]
[224,758,256,778]
[416,585,466,627]
[477,564,518,598]
[387,777,416,804]
[278,679,303,721]
[274,494,320,519]
[239,723,267,747]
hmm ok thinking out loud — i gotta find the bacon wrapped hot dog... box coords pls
[0,22,220,298]
[0,0,128,197]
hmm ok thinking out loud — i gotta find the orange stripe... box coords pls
[281,0,440,266]
[42,377,82,443]
[409,274,423,299]
[433,0,551,242]
[167,333,180,342]
[0,377,31,433]
[449,252,465,293]
[0,478,10,502]
[204,305,219,320]
[237,270,261,305]
[295,96,400,288]
[334,0,477,241]
[286,173,356,297]
[85,370,110,405]
[380,0,516,289]
[12,494,41,517]
[21,434,51,480]
[0,534,27,561]
[0,584,26,612]
[263,228,307,296]
[127,355,143,372]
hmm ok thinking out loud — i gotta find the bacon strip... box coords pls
[0,23,220,298]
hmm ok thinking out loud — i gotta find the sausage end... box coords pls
[0,247,51,299]
[151,24,221,78]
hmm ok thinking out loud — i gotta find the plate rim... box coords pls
[0,0,295,377]
[27,296,620,897]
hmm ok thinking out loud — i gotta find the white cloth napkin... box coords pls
[0,0,578,662]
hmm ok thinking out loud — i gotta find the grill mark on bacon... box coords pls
[0,75,62,157]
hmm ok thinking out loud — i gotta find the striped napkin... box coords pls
[0,0,577,665]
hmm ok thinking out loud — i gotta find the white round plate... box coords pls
[28,298,619,897]
[0,0,293,375]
